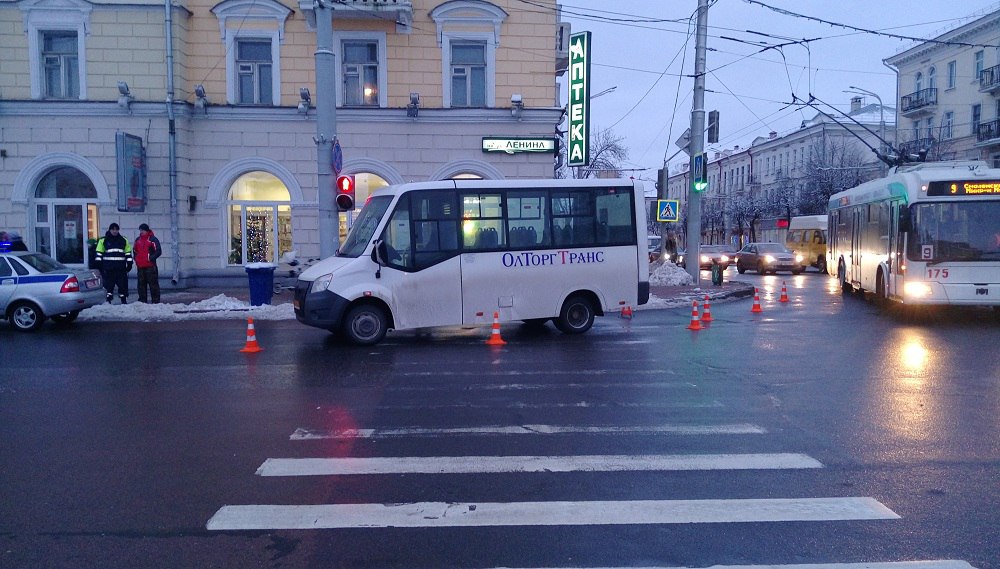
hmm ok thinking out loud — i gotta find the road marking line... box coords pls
[362,401,725,410]
[206,497,899,530]
[255,453,822,476]
[290,423,767,440]
[487,562,976,569]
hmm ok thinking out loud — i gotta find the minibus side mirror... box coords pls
[371,239,388,278]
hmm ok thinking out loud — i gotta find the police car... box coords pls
[1,251,105,331]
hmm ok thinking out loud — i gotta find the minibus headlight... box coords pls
[312,273,334,293]
[764,255,776,263]
[903,281,932,298]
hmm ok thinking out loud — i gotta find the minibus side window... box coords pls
[594,188,635,245]
[411,190,460,269]
[462,192,505,250]
[551,190,594,246]
[507,190,549,248]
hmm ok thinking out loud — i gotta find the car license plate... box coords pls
[86,278,99,289]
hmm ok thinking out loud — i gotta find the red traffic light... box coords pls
[336,175,356,211]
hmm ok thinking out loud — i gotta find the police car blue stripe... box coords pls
[15,275,71,284]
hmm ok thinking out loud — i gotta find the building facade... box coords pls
[0,0,567,285]
[884,9,1000,166]
[663,98,894,249]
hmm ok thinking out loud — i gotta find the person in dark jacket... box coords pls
[7,231,28,252]
[133,223,162,303]
[95,223,133,304]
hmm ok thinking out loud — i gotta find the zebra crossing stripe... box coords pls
[206,497,899,530]
[487,562,976,569]
[290,424,767,439]
[255,453,822,476]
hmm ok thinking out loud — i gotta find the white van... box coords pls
[294,178,651,344]
[785,215,828,272]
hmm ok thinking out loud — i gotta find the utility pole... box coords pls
[686,0,709,284]
[315,0,338,258]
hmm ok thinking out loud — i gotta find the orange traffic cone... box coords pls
[485,311,506,345]
[701,295,713,322]
[779,281,789,303]
[620,305,634,319]
[751,288,763,313]
[687,300,702,331]
[240,317,263,353]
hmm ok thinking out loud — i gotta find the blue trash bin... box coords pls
[245,262,277,306]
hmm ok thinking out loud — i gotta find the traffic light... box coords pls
[707,110,719,144]
[693,153,707,192]
[336,174,356,211]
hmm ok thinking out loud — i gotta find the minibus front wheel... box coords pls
[555,294,596,335]
[342,303,389,345]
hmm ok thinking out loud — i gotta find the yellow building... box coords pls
[0,0,567,285]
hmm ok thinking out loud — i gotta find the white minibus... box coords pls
[294,178,651,344]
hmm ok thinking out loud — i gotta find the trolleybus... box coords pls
[827,160,1000,307]
[294,178,650,344]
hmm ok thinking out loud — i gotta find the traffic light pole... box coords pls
[315,0,339,258]
[685,0,709,284]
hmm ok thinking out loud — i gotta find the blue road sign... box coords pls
[331,137,343,176]
[656,199,679,222]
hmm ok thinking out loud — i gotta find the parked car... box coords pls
[1,251,105,331]
[647,235,662,262]
[734,242,805,275]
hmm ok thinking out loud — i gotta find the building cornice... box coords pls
[884,11,1000,68]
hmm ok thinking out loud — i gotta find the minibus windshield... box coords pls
[339,195,393,257]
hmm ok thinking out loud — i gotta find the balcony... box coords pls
[898,137,936,157]
[298,0,413,32]
[899,88,937,117]
[980,65,1000,94]
[977,119,1000,145]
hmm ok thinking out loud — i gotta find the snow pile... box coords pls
[649,260,694,286]
[77,294,295,322]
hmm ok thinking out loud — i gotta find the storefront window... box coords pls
[227,171,292,264]
[32,166,99,266]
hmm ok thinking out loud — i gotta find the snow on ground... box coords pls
[74,262,702,321]
[77,295,295,322]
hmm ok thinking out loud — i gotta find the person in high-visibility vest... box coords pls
[95,223,133,304]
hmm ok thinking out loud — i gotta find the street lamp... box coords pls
[846,86,887,174]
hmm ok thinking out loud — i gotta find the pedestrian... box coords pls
[95,223,133,304]
[134,223,162,303]
[7,231,28,252]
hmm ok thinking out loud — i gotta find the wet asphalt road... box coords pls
[1,270,998,568]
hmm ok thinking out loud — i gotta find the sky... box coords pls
[555,0,1000,181]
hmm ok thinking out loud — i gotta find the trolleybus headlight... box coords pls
[903,281,932,298]
[312,273,334,293]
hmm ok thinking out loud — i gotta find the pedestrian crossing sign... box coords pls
[656,199,680,222]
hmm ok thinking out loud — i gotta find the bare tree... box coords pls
[797,137,872,214]
[558,128,629,179]
[728,191,764,244]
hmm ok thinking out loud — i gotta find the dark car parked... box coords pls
[734,242,805,275]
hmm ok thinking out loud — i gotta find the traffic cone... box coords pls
[701,295,713,322]
[620,305,633,319]
[779,281,789,303]
[485,311,506,345]
[751,288,763,313]
[240,317,263,353]
[686,300,702,331]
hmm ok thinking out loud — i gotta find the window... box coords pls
[913,120,920,140]
[462,193,504,249]
[342,41,378,106]
[943,112,954,139]
[915,71,923,92]
[947,60,957,89]
[507,191,549,248]
[926,117,934,139]
[551,191,595,246]
[411,191,460,269]
[451,42,487,107]
[41,31,79,99]
[226,171,292,264]
[973,104,982,135]
[928,66,936,90]
[236,40,272,105]
[975,50,984,81]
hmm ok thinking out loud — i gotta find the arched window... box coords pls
[928,66,936,90]
[226,171,292,264]
[33,166,99,265]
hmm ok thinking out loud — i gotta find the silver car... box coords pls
[1,252,105,331]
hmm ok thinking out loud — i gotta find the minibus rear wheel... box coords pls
[555,294,595,335]
[342,304,388,345]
